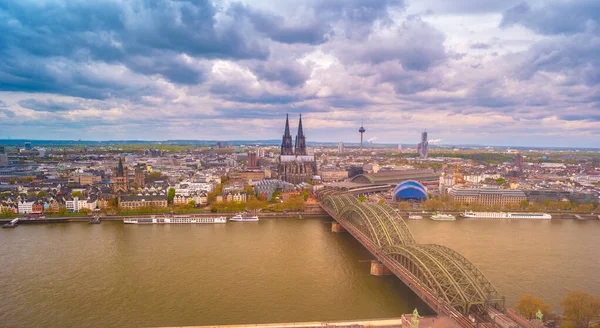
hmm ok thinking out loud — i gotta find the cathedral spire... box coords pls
[284,113,291,138]
[117,157,125,177]
[297,114,304,138]
[281,114,294,155]
[294,114,307,155]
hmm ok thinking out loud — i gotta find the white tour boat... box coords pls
[230,213,259,222]
[124,215,227,224]
[461,211,551,220]
[407,214,423,220]
[430,213,456,221]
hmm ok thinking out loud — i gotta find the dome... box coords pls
[393,180,428,200]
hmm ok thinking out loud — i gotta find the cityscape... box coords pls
[1,0,600,328]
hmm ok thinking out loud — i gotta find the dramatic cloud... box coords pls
[0,0,598,146]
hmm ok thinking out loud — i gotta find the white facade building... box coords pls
[18,201,34,214]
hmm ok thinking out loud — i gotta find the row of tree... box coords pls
[516,291,600,328]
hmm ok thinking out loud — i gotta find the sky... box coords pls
[0,0,599,147]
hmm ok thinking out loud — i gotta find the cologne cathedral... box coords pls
[278,114,317,184]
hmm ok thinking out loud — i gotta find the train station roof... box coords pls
[350,169,439,185]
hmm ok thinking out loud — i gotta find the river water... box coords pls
[0,218,598,327]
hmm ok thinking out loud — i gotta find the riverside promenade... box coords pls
[159,316,461,328]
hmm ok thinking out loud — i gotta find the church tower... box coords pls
[294,114,307,155]
[281,114,294,155]
[112,157,129,194]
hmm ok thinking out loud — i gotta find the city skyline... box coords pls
[1,0,599,147]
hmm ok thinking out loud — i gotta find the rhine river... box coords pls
[1,217,599,327]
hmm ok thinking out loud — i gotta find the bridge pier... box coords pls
[331,222,345,233]
[370,260,392,276]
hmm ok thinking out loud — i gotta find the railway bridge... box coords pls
[317,190,529,328]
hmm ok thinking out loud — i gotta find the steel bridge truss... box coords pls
[319,193,505,315]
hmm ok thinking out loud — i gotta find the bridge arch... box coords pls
[383,244,503,314]
[318,191,505,316]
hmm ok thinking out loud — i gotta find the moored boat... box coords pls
[124,215,227,224]
[430,213,456,221]
[407,214,423,220]
[2,218,20,228]
[461,211,551,220]
[230,213,259,222]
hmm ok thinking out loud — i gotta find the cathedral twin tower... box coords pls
[281,114,307,156]
[278,114,316,184]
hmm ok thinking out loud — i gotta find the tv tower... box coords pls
[359,122,366,152]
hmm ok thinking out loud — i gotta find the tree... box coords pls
[37,191,47,197]
[423,199,444,211]
[521,200,530,209]
[561,291,600,328]
[220,175,229,184]
[1,207,14,217]
[398,202,412,211]
[575,203,594,214]
[79,208,91,215]
[378,199,385,205]
[271,190,282,202]
[358,195,367,202]
[283,194,305,211]
[207,183,223,203]
[301,189,310,201]
[167,188,176,204]
[243,184,255,196]
[147,171,162,179]
[516,294,552,320]
[246,195,267,212]
[72,191,83,198]
[496,178,506,185]
[108,197,118,209]
[58,206,69,215]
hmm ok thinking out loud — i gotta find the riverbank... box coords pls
[0,212,331,223]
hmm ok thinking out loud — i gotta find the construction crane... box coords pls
[454,165,467,184]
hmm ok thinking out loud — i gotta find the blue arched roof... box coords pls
[393,180,428,199]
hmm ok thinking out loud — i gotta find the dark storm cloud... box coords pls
[559,114,600,122]
[336,16,447,71]
[500,1,600,35]
[419,0,522,14]
[513,34,600,86]
[18,99,82,112]
[0,0,267,92]
[0,51,158,100]
[316,0,405,39]
[252,60,311,87]
[227,4,331,45]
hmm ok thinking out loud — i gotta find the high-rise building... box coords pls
[0,146,5,154]
[514,153,524,173]
[338,141,344,154]
[278,114,317,184]
[24,142,32,150]
[248,152,258,168]
[418,131,429,159]
[397,144,403,151]
[359,123,366,152]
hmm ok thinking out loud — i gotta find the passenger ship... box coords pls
[461,211,551,220]
[430,213,456,221]
[230,213,259,222]
[124,215,227,224]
